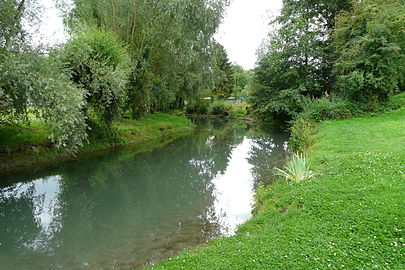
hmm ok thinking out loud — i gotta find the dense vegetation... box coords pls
[0,0,233,155]
[250,0,405,126]
[63,0,231,117]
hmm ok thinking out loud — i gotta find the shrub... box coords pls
[275,153,314,183]
[229,104,248,118]
[299,97,352,122]
[209,101,231,116]
[185,101,209,115]
[229,107,246,118]
[387,92,405,111]
[289,118,315,153]
[62,28,130,136]
[0,50,87,152]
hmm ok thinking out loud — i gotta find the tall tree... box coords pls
[211,42,234,98]
[231,64,252,98]
[333,0,405,107]
[250,0,352,122]
[63,0,229,118]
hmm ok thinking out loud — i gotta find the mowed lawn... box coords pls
[149,108,405,269]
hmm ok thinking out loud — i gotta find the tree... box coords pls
[250,0,352,122]
[333,0,405,107]
[62,0,229,118]
[0,0,87,151]
[61,28,131,135]
[211,42,234,98]
[231,64,252,98]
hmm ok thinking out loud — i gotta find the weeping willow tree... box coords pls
[0,0,88,151]
[61,0,229,118]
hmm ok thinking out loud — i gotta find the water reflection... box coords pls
[0,119,288,269]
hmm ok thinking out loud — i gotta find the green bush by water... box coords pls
[289,118,316,153]
[209,101,231,117]
[299,97,352,122]
[185,101,209,115]
[228,104,248,118]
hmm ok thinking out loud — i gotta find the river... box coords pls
[0,118,288,269]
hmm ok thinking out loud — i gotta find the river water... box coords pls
[0,119,288,269]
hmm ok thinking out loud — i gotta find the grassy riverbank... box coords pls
[148,107,405,269]
[0,112,192,172]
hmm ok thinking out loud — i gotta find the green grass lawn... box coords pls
[0,112,192,172]
[148,108,405,269]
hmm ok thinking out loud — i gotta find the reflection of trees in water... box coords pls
[0,184,46,269]
[247,131,289,186]
[0,119,288,269]
[46,119,247,268]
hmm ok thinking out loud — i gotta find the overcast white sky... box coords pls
[215,0,283,69]
[36,0,282,69]
[33,0,69,46]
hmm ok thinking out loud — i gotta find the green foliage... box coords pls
[250,0,353,122]
[289,118,315,153]
[0,49,88,151]
[250,82,309,123]
[62,28,130,135]
[0,0,41,50]
[228,104,248,118]
[388,92,405,110]
[211,42,234,98]
[0,0,88,152]
[185,100,209,115]
[275,153,314,183]
[333,0,405,108]
[231,64,253,98]
[299,98,352,122]
[289,98,352,153]
[64,0,229,118]
[209,101,231,117]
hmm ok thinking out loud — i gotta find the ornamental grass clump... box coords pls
[275,153,314,183]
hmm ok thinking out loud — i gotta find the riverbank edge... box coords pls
[186,114,261,123]
[0,113,193,174]
[147,107,405,269]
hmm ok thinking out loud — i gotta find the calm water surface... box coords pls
[0,119,288,269]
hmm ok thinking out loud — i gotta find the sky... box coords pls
[33,0,69,46]
[215,0,283,70]
[35,0,282,69]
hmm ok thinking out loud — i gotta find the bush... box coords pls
[185,100,209,115]
[0,50,87,152]
[61,28,130,136]
[229,104,248,118]
[209,101,231,116]
[387,92,405,111]
[299,97,352,122]
[289,118,315,153]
